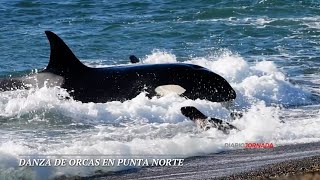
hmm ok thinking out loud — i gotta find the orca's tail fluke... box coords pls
[44,31,88,75]
[180,106,208,121]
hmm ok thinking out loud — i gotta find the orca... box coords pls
[181,106,238,133]
[129,55,140,63]
[0,31,236,103]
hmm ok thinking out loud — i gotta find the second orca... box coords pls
[181,106,239,133]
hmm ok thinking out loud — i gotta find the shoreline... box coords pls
[57,141,320,180]
[220,155,320,179]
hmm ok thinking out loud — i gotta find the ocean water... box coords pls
[0,0,320,179]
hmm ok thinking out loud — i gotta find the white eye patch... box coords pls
[155,84,186,96]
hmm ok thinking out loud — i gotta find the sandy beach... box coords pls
[56,141,320,180]
[222,156,320,179]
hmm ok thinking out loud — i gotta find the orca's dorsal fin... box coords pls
[44,31,88,75]
[129,55,140,63]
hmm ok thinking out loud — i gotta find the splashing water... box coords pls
[0,50,318,179]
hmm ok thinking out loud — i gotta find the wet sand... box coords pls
[58,142,320,180]
[221,155,320,179]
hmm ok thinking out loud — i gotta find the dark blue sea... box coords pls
[0,1,320,179]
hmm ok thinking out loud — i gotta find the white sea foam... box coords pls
[0,50,318,179]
